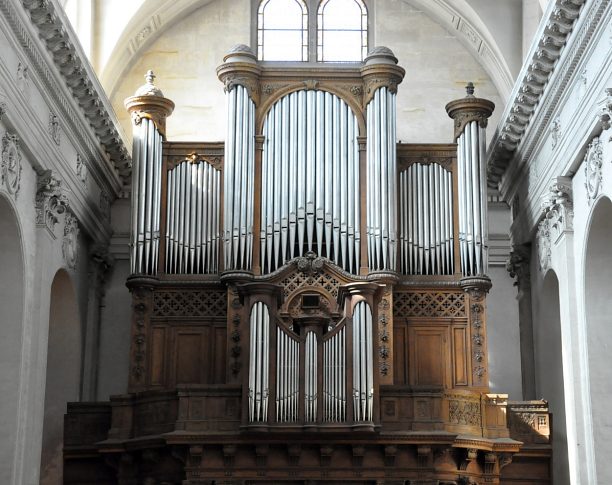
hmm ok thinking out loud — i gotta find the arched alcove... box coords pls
[40,270,82,485]
[535,269,569,484]
[584,196,612,483]
[0,195,25,483]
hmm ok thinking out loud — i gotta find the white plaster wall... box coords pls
[0,8,113,483]
[375,0,503,145]
[486,265,523,399]
[97,259,132,399]
[111,0,251,144]
[109,0,502,146]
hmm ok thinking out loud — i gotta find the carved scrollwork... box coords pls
[35,170,70,233]
[295,251,325,275]
[506,244,531,289]
[1,132,22,197]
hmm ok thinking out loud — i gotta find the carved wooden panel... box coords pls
[394,290,466,319]
[452,327,469,386]
[408,327,450,387]
[393,324,408,385]
[153,288,227,318]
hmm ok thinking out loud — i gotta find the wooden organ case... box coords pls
[64,47,552,484]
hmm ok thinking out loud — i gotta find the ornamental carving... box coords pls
[448,398,481,427]
[506,244,531,289]
[543,176,573,240]
[62,212,79,270]
[0,100,6,120]
[1,132,22,197]
[362,77,398,106]
[550,116,561,149]
[295,251,325,275]
[536,218,551,273]
[393,291,466,318]
[36,170,70,233]
[16,62,29,94]
[76,154,87,184]
[49,112,61,145]
[584,136,603,205]
[222,74,260,106]
[153,289,227,318]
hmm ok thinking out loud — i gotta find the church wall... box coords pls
[491,1,612,482]
[109,0,503,146]
[0,0,126,481]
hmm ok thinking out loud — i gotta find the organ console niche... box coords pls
[64,45,552,485]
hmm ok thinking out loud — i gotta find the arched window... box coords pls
[317,0,367,62]
[258,0,308,61]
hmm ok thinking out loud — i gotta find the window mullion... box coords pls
[308,0,318,62]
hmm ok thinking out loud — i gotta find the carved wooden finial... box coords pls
[466,81,475,97]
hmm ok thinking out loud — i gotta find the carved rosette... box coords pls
[62,212,79,270]
[584,136,603,205]
[124,71,175,137]
[35,170,70,234]
[445,83,495,140]
[1,132,22,197]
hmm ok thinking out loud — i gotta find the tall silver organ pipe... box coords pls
[224,84,255,271]
[165,160,221,274]
[130,118,163,274]
[276,326,299,423]
[304,331,318,422]
[352,301,373,422]
[248,302,270,423]
[366,87,397,272]
[456,120,488,275]
[445,84,494,276]
[261,90,360,274]
[399,163,454,275]
[323,326,346,422]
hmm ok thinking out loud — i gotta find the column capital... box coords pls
[216,45,262,106]
[360,47,405,106]
[124,70,175,137]
[445,82,495,140]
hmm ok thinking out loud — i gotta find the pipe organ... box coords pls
[261,90,361,273]
[65,47,553,485]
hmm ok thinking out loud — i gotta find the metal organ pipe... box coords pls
[276,326,299,423]
[164,160,221,274]
[249,302,270,423]
[130,118,163,275]
[260,90,360,273]
[323,326,346,422]
[455,120,488,276]
[305,331,317,423]
[352,301,373,422]
[398,162,454,275]
[224,84,255,271]
[366,87,397,272]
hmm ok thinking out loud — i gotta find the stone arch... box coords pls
[0,195,25,484]
[534,269,569,484]
[584,196,612,484]
[40,270,82,485]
